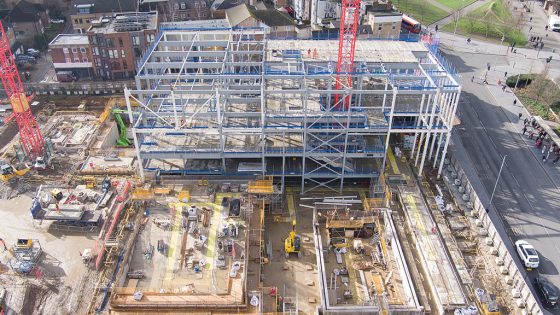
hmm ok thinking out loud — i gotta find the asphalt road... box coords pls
[447,51,560,313]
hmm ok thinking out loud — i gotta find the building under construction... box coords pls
[124,28,460,193]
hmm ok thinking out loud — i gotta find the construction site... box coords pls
[0,11,541,315]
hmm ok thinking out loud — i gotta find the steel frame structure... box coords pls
[125,28,460,194]
[0,23,44,160]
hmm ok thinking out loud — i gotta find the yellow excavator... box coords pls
[0,164,30,183]
[284,219,302,258]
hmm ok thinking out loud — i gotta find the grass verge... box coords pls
[393,0,449,25]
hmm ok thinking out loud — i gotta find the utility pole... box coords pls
[490,155,507,204]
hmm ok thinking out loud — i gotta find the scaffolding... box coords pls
[125,28,460,193]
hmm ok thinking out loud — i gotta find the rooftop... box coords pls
[70,0,138,15]
[49,34,90,46]
[87,11,158,34]
[225,4,295,28]
[6,0,45,23]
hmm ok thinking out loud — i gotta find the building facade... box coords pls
[86,12,158,80]
[225,4,297,38]
[364,3,402,39]
[49,34,93,78]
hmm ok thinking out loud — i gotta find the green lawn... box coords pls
[434,0,477,10]
[393,0,449,25]
[441,0,527,46]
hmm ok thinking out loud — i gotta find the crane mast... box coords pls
[0,23,44,160]
[334,0,361,111]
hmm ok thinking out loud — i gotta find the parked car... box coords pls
[50,19,65,24]
[15,54,37,64]
[26,49,40,58]
[515,240,539,269]
[56,71,77,82]
[534,276,559,307]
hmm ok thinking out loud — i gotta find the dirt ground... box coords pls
[0,195,98,315]
[262,199,321,314]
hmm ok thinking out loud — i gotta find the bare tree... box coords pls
[451,7,464,36]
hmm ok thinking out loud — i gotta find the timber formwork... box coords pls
[125,28,460,193]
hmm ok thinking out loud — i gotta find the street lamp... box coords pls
[490,155,507,204]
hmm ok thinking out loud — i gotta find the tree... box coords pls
[466,16,476,33]
[451,8,464,36]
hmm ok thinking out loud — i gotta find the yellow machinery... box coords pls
[84,176,96,188]
[475,288,500,315]
[0,164,30,183]
[284,220,302,258]
[15,239,32,250]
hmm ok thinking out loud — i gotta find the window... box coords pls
[80,47,86,53]
[378,24,382,31]
[392,22,396,30]
[74,57,80,62]
[121,49,125,58]
[72,48,78,53]
[90,36,97,45]
[147,34,155,43]
[108,50,114,58]
[93,47,99,55]
[74,19,79,24]
[113,49,119,58]
[201,1,206,7]
[101,49,107,57]
[134,48,142,58]
[85,19,90,23]
[65,57,71,63]
[95,58,101,66]
[123,60,127,69]
[181,13,186,19]
[174,3,179,9]
[83,57,88,62]
[132,36,140,46]
[63,48,69,53]
[118,38,123,47]
[180,2,186,9]
[79,18,83,24]
[106,39,113,47]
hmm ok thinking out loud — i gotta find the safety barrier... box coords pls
[445,152,543,315]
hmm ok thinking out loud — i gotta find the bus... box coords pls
[402,14,421,34]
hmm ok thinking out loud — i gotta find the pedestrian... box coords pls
[504,71,508,77]
[536,139,542,148]
[471,75,474,82]
[554,154,560,164]
[518,112,522,119]
[529,131,534,139]
[502,84,507,92]
[514,99,518,106]
[540,42,544,49]
[498,79,502,86]
[524,118,528,125]
[543,153,547,162]
[523,125,527,134]
[467,38,471,44]
[529,26,533,31]
[530,17,533,22]
[546,25,549,31]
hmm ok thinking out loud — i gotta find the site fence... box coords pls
[23,81,132,96]
[446,152,543,315]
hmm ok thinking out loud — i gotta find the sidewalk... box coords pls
[480,70,560,189]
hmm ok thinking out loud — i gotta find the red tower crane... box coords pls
[334,0,361,111]
[0,23,44,160]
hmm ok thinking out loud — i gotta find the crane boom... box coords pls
[0,23,44,160]
[334,0,361,111]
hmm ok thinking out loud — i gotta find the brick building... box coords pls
[49,34,93,79]
[86,11,158,80]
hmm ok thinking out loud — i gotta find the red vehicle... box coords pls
[402,14,421,34]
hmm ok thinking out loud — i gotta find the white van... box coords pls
[549,15,560,32]
[515,240,539,269]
